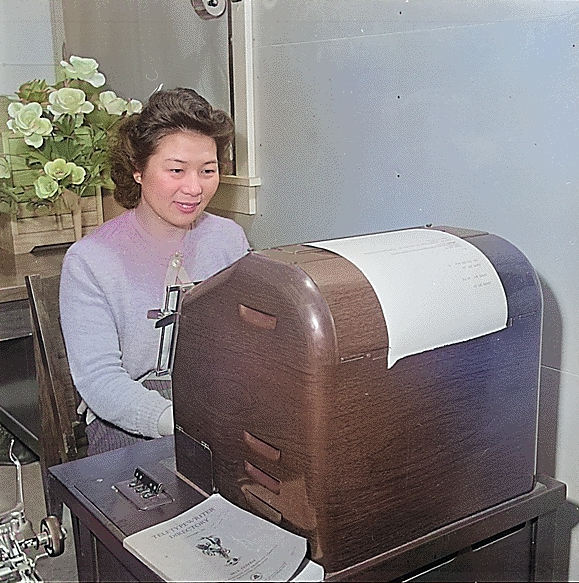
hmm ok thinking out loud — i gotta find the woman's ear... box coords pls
[133,171,142,184]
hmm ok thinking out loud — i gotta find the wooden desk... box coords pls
[49,436,567,582]
[0,245,68,453]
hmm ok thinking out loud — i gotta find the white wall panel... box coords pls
[0,0,55,94]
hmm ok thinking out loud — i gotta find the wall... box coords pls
[0,0,56,95]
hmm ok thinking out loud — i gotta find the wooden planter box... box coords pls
[0,132,104,255]
[0,192,103,254]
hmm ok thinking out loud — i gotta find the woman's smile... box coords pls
[174,200,201,214]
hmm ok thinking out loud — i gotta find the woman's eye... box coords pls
[202,168,217,175]
[171,168,183,174]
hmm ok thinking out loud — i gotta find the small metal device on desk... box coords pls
[114,467,173,511]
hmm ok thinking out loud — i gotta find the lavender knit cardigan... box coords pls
[60,210,249,439]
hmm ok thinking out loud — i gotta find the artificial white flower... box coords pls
[70,164,86,185]
[97,91,127,115]
[48,87,94,119]
[34,175,59,199]
[60,56,105,87]
[7,102,53,148]
[44,159,75,181]
[126,99,143,115]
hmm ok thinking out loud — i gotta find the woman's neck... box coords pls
[133,201,190,246]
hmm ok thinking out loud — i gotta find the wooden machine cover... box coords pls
[172,226,542,575]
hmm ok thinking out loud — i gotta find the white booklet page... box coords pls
[123,494,318,582]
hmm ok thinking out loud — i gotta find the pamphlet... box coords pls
[123,494,322,582]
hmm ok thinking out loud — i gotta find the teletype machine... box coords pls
[171,226,542,574]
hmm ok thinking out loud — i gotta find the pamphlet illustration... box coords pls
[197,535,240,566]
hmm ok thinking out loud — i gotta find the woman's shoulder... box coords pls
[195,211,245,235]
[192,212,248,247]
[63,211,133,264]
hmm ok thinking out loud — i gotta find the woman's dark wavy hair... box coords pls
[110,88,234,209]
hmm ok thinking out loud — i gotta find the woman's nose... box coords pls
[183,174,202,195]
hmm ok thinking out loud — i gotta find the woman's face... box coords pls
[133,130,220,234]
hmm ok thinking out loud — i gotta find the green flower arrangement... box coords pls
[0,56,141,215]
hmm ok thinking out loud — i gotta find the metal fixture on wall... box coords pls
[192,0,227,20]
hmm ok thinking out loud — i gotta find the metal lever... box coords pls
[151,283,196,375]
[114,467,173,510]
[147,309,164,320]
[130,467,163,496]
[155,313,178,329]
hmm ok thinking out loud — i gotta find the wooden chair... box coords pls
[25,273,88,520]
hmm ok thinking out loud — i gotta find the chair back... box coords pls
[25,273,87,517]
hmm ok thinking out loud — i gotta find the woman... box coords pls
[60,88,249,455]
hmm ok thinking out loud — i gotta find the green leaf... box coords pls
[56,115,75,136]
[26,150,51,165]
[86,108,114,129]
